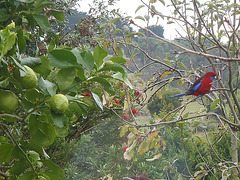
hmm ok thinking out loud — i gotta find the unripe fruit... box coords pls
[49,94,69,114]
[0,91,18,113]
[14,65,38,89]
[104,61,114,67]
[27,150,40,161]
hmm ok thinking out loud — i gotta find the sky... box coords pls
[76,0,182,40]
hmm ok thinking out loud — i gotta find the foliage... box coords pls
[2,0,240,179]
[60,114,239,180]
[139,25,164,38]
[0,0,130,179]
[108,0,240,179]
[147,88,181,116]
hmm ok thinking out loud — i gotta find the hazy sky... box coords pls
[77,0,182,40]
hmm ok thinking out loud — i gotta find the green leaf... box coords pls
[167,21,175,24]
[79,96,95,109]
[33,0,54,13]
[178,62,188,71]
[17,29,26,54]
[116,47,124,57]
[88,77,115,95]
[32,56,51,76]
[158,0,165,5]
[110,56,126,64]
[48,39,55,52]
[42,159,64,179]
[80,50,95,71]
[133,73,142,77]
[20,57,42,67]
[2,32,16,56]
[92,92,103,110]
[25,89,44,104]
[112,72,133,89]
[211,99,220,110]
[56,67,76,91]
[0,144,14,163]
[164,58,172,66]
[76,66,86,80]
[0,136,9,143]
[51,10,65,21]
[39,77,57,96]
[51,111,69,128]
[120,125,129,137]
[0,8,10,22]
[99,64,127,79]
[33,15,51,30]
[29,115,56,148]
[49,49,77,67]
[135,16,145,21]
[110,17,121,24]
[19,172,35,180]
[9,160,29,175]
[55,126,69,137]
[135,5,145,13]
[195,174,205,180]
[93,45,108,68]
[72,48,94,71]
[113,29,122,35]
[71,48,83,65]
[161,71,172,79]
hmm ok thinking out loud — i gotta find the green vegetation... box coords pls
[1,0,240,179]
[147,88,182,116]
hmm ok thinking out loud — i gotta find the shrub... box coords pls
[147,88,181,116]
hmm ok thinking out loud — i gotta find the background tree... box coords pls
[0,0,130,179]
[110,0,240,179]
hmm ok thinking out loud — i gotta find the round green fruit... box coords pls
[50,94,69,114]
[0,91,19,113]
[14,65,38,89]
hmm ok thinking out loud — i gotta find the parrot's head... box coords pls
[205,72,216,80]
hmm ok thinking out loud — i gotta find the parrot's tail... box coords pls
[169,93,186,98]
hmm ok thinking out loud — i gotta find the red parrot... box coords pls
[171,72,216,98]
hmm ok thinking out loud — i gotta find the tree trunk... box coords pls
[231,129,239,179]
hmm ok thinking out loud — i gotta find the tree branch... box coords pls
[130,20,240,62]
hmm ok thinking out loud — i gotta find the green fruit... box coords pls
[50,94,69,114]
[104,61,114,67]
[14,65,38,89]
[27,150,40,161]
[0,91,18,113]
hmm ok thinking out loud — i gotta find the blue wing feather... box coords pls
[185,78,202,95]
[170,79,202,98]
[185,80,202,95]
